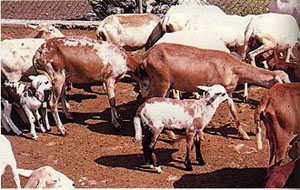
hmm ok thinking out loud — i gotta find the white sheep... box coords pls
[0,135,21,189]
[243,13,300,66]
[161,4,226,32]
[154,30,230,53]
[17,166,75,188]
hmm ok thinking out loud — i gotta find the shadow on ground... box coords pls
[174,167,267,188]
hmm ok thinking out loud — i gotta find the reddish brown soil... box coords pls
[1,26,289,188]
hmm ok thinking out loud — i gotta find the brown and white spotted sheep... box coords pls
[134,84,232,173]
[33,36,140,135]
[1,75,52,139]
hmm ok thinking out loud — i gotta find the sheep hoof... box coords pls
[32,135,38,140]
[153,166,163,173]
[59,128,67,136]
[17,132,23,136]
[46,128,51,133]
[240,133,250,140]
[65,114,73,120]
[113,122,122,132]
[185,165,193,171]
[140,164,154,169]
[197,160,205,166]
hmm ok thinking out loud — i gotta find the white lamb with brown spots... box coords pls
[133,84,232,173]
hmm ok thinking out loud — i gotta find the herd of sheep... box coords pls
[1,0,300,188]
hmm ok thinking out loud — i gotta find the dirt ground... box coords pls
[0,26,291,188]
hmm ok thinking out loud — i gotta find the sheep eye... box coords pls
[222,93,226,96]
[53,178,60,183]
[45,81,49,84]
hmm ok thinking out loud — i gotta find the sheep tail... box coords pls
[254,95,269,150]
[17,168,33,177]
[133,116,143,142]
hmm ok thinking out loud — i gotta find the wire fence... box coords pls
[89,0,271,19]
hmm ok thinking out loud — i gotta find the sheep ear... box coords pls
[17,168,33,177]
[28,75,36,81]
[197,85,210,92]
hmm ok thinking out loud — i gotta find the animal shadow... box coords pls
[173,167,267,188]
[95,148,179,173]
[86,99,144,137]
[65,93,97,103]
[204,124,255,140]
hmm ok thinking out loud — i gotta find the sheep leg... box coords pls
[285,47,292,62]
[171,89,181,100]
[61,82,72,120]
[33,109,46,133]
[40,107,51,131]
[1,113,11,133]
[23,106,38,140]
[243,83,249,102]
[194,131,205,165]
[49,74,67,135]
[10,165,21,189]
[105,79,121,131]
[142,128,162,173]
[184,128,196,171]
[265,122,276,166]
[142,130,153,165]
[227,98,250,140]
[1,99,23,135]
[249,45,272,67]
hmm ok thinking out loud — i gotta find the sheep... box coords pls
[154,30,230,53]
[161,4,226,32]
[1,24,70,119]
[184,14,254,51]
[134,84,233,173]
[17,166,75,188]
[267,51,300,82]
[255,83,300,166]
[0,135,21,189]
[243,13,300,66]
[96,13,161,51]
[1,75,52,139]
[141,43,291,140]
[264,139,300,188]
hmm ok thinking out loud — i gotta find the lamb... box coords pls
[17,166,75,188]
[134,84,232,173]
[0,135,21,189]
[1,75,52,139]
